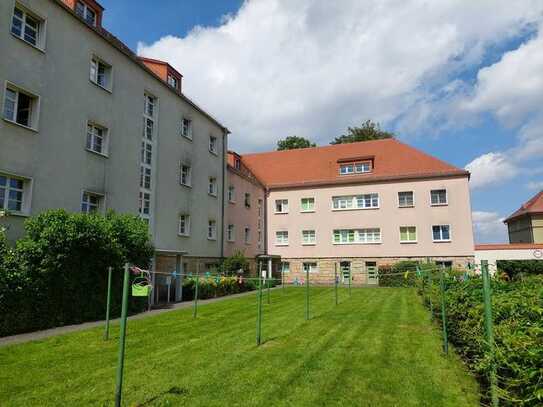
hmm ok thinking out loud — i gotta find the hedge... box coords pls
[420,273,543,405]
[181,276,258,301]
[0,210,154,337]
[497,260,543,279]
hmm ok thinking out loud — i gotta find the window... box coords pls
[178,215,190,236]
[0,175,27,213]
[86,123,108,155]
[144,95,155,118]
[281,262,290,273]
[209,135,217,154]
[167,75,178,90]
[228,185,235,202]
[275,199,289,213]
[140,167,151,189]
[398,191,414,208]
[75,1,96,26]
[3,84,39,129]
[244,227,251,244]
[208,177,217,196]
[301,197,315,212]
[302,230,316,245]
[141,141,152,165]
[436,261,453,269]
[258,230,262,247]
[332,194,379,210]
[81,191,102,214]
[303,262,318,273]
[275,231,288,245]
[432,225,451,242]
[227,224,235,242]
[431,189,447,206]
[333,228,381,244]
[234,158,241,170]
[208,220,217,240]
[180,164,191,187]
[400,226,417,243]
[340,162,371,175]
[245,193,251,208]
[11,5,43,49]
[139,191,150,216]
[90,57,111,90]
[181,118,192,139]
[258,199,263,216]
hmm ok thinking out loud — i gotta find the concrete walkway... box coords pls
[0,289,265,347]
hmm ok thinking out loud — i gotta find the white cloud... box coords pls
[465,152,518,189]
[137,0,543,152]
[472,211,508,243]
[527,180,543,190]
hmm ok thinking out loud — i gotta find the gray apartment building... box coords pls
[0,0,230,301]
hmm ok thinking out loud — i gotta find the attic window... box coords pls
[339,161,371,175]
[75,1,96,26]
[167,74,178,90]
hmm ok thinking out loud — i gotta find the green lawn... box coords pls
[0,287,480,406]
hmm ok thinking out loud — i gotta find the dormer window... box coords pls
[167,74,179,90]
[234,158,241,170]
[75,1,96,26]
[339,161,371,175]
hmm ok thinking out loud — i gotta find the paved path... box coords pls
[0,289,267,347]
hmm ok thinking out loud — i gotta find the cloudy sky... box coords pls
[100,0,543,244]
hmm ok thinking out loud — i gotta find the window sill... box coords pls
[86,148,109,158]
[274,211,289,215]
[2,210,30,218]
[180,184,192,189]
[227,240,235,243]
[209,193,218,198]
[11,33,46,53]
[300,210,315,213]
[333,242,382,245]
[209,150,218,156]
[3,118,39,133]
[400,241,418,244]
[228,200,236,204]
[398,205,414,209]
[431,203,448,207]
[302,243,316,246]
[178,233,190,238]
[207,237,217,241]
[275,243,289,246]
[181,135,193,142]
[332,207,379,212]
[433,240,451,243]
[89,79,112,94]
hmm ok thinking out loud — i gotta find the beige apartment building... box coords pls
[242,139,475,284]
[0,0,229,301]
[504,190,543,244]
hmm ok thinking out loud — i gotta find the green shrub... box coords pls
[222,250,250,275]
[379,261,427,287]
[181,276,257,301]
[497,260,543,280]
[421,275,543,405]
[0,210,154,337]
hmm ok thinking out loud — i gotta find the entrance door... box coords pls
[366,262,378,285]
[340,261,351,284]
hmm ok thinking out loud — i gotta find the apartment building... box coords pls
[0,0,229,300]
[242,139,475,284]
[224,152,266,272]
[504,190,543,244]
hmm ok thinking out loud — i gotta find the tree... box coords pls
[330,120,394,144]
[277,135,316,151]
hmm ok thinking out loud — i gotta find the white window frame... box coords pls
[332,194,379,211]
[275,230,289,246]
[302,230,316,245]
[167,74,178,89]
[81,190,104,214]
[244,227,251,245]
[432,225,451,242]
[90,55,112,92]
[300,197,315,212]
[181,117,192,140]
[209,135,218,154]
[178,214,190,237]
[399,226,417,243]
[398,191,415,208]
[228,185,235,203]
[2,82,40,131]
[0,171,32,216]
[430,189,448,206]
[275,199,289,214]
[75,1,97,26]
[303,262,318,273]
[11,4,46,51]
[180,164,191,187]
[85,121,108,156]
[227,224,235,242]
[139,191,151,217]
[245,193,251,208]
[208,220,217,240]
[333,228,382,245]
[208,177,217,197]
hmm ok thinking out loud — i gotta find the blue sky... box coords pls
[98,0,543,243]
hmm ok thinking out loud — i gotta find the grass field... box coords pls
[0,287,480,406]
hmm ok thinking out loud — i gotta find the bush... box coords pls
[0,210,154,337]
[222,250,250,275]
[378,261,433,287]
[181,276,257,301]
[420,274,543,405]
[497,260,543,280]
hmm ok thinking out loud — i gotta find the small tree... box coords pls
[331,120,394,144]
[277,136,316,151]
[222,250,249,275]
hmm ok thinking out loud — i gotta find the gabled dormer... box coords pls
[337,156,374,176]
[62,0,104,28]
[138,57,183,93]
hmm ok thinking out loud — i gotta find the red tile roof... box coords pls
[504,190,543,223]
[475,243,543,251]
[241,139,469,189]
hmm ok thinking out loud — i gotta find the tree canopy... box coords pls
[277,135,316,151]
[330,120,394,144]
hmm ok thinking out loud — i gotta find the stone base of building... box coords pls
[280,256,474,285]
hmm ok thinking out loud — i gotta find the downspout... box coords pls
[264,187,269,255]
[220,129,228,259]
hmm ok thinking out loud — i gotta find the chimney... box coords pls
[62,0,104,28]
[138,57,183,93]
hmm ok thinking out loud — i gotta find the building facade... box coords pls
[0,0,229,300]
[504,191,543,244]
[242,139,475,284]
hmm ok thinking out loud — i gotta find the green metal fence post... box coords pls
[267,274,271,305]
[281,263,285,294]
[114,263,130,407]
[305,266,310,320]
[256,261,263,346]
[439,267,449,355]
[104,266,113,341]
[348,268,352,297]
[428,269,434,322]
[334,262,338,306]
[193,263,200,318]
[482,260,498,406]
